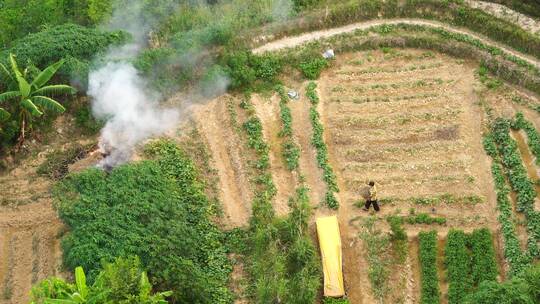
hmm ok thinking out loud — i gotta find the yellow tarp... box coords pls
[316,215,345,297]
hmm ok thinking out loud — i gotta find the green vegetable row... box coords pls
[306,81,339,209]
[483,133,531,276]
[513,112,540,166]
[405,213,446,225]
[491,119,540,257]
[446,230,471,304]
[276,85,300,171]
[444,228,498,303]
[418,230,440,304]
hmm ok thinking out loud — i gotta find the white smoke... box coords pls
[88,62,179,168]
[87,0,296,168]
[88,2,179,169]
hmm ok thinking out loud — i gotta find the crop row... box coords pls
[306,82,339,209]
[444,228,498,304]
[329,93,440,105]
[240,96,321,303]
[491,119,540,257]
[445,230,471,304]
[331,79,448,95]
[388,213,446,226]
[276,85,300,171]
[404,213,446,225]
[510,95,540,114]
[470,228,499,286]
[483,133,531,276]
[336,62,443,75]
[380,194,483,206]
[418,230,440,304]
[513,112,540,166]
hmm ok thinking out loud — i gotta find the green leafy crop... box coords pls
[55,140,232,304]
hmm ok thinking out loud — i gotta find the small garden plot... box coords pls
[318,49,493,226]
[444,228,498,304]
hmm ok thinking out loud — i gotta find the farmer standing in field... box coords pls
[363,181,380,212]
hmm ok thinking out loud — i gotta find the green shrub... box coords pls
[464,264,540,304]
[405,213,447,225]
[360,217,392,301]
[299,57,329,80]
[73,104,103,135]
[55,140,232,303]
[282,140,300,171]
[387,216,408,263]
[0,24,129,90]
[222,51,282,90]
[388,216,407,242]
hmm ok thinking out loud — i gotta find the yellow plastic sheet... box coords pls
[316,215,345,297]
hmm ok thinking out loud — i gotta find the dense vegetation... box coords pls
[0,24,129,90]
[482,0,540,18]
[268,0,540,61]
[446,230,471,304]
[464,264,540,304]
[418,230,440,304]
[470,228,499,287]
[445,228,498,304]
[54,140,232,303]
[30,256,171,303]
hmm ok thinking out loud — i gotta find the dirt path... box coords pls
[466,0,540,35]
[193,97,253,228]
[253,19,540,69]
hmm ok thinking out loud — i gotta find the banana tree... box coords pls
[0,53,76,146]
[31,258,172,304]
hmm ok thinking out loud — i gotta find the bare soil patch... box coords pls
[192,96,254,228]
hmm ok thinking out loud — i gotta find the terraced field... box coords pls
[190,48,540,303]
[1,1,540,303]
